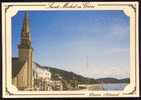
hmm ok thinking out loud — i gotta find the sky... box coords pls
[12,10,130,79]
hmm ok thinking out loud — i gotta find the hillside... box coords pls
[48,66,97,84]
[96,78,130,83]
[34,62,129,84]
[119,78,130,83]
[34,62,97,84]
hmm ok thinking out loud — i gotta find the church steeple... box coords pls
[18,11,33,89]
[22,11,30,33]
[18,11,32,49]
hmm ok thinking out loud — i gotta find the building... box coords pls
[12,12,33,90]
[32,62,52,91]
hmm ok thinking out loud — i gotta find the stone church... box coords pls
[12,12,33,90]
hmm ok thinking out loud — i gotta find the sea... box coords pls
[102,83,128,90]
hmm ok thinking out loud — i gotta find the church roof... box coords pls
[12,57,26,78]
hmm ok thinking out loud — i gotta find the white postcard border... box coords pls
[2,2,139,98]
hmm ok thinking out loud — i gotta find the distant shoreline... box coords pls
[95,77,130,84]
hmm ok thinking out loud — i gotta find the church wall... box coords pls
[19,48,33,88]
[17,61,28,90]
[27,50,33,88]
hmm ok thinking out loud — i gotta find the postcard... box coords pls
[2,2,139,98]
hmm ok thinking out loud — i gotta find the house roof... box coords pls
[12,57,25,78]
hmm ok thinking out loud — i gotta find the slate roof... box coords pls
[12,57,25,78]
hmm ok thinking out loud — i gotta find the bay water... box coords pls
[102,83,128,90]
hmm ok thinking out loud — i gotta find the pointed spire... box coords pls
[19,11,32,48]
[22,11,30,33]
